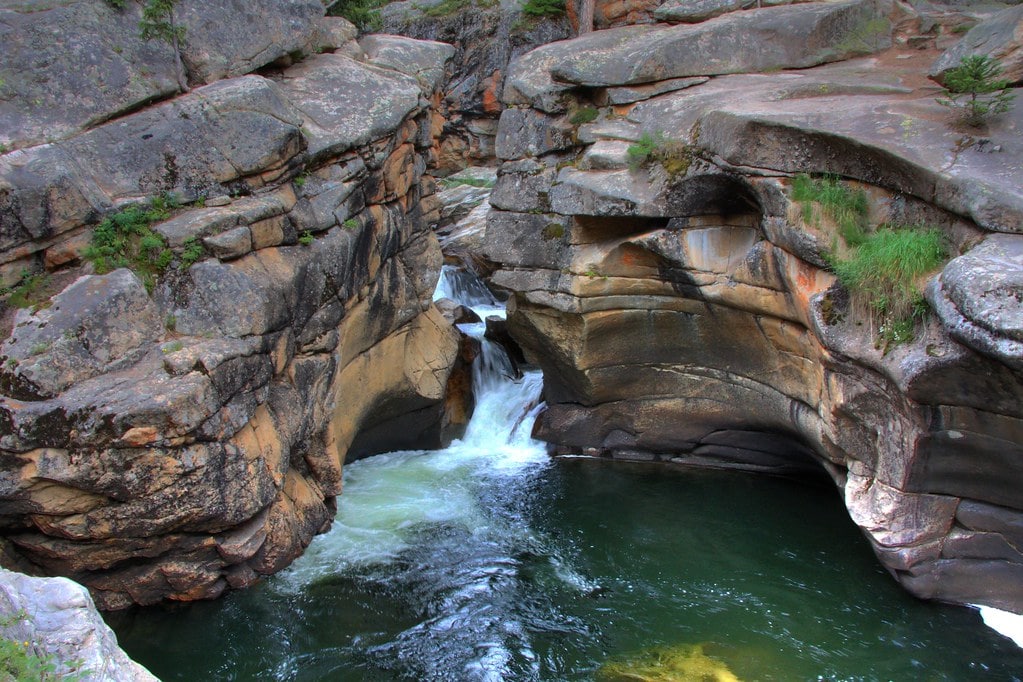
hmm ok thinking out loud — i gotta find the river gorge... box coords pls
[1,0,1022,678]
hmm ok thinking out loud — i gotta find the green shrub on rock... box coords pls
[937,55,1015,127]
[521,0,566,18]
[627,131,694,177]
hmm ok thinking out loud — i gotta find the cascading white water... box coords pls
[274,266,563,679]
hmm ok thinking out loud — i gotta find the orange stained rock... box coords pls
[482,70,503,114]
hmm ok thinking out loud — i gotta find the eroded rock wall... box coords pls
[484,0,1023,612]
[0,3,467,609]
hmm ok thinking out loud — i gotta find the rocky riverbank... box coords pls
[482,0,1023,612]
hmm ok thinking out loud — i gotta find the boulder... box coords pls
[653,0,753,23]
[359,34,457,91]
[0,270,163,399]
[505,0,893,108]
[0,569,157,681]
[275,53,423,161]
[173,0,325,84]
[928,233,1023,371]
[0,1,180,150]
[929,5,1023,86]
[0,0,326,151]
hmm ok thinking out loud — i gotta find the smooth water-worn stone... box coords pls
[653,0,753,23]
[0,569,157,681]
[505,0,892,109]
[359,34,457,91]
[929,5,1023,85]
[928,233,1023,371]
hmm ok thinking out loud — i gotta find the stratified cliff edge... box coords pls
[0,0,470,609]
[483,0,1023,613]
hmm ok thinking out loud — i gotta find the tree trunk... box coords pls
[579,0,595,34]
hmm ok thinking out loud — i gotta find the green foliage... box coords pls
[439,176,496,189]
[299,230,315,246]
[0,611,84,681]
[81,201,175,292]
[293,174,308,188]
[937,55,1015,127]
[627,132,658,167]
[343,218,360,231]
[417,0,496,18]
[627,131,694,177]
[0,637,58,681]
[542,223,564,240]
[105,0,183,45]
[521,0,565,17]
[139,0,183,43]
[569,106,599,125]
[1,271,50,310]
[791,173,869,246]
[179,236,204,270]
[162,340,184,353]
[327,0,386,30]
[28,341,51,356]
[830,225,947,349]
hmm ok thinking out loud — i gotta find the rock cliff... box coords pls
[0,1,468,609]
[483,0,1023,612]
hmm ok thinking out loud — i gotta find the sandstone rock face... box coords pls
[487,10,1023,613]
[0,568,157,680]
[0,27,463,608]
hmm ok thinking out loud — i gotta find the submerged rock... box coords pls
[597,643,741,682]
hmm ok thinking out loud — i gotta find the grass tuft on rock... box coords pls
[830,225,946,349]
[791,173,869,246]
[627,131,694,178]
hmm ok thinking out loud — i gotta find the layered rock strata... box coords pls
[484,1,1023,612]
[0,3,466,608]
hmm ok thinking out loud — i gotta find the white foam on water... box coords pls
[976,605,1023,648]
[279,267,548,592]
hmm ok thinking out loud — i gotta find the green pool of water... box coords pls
[107,451,1023,681]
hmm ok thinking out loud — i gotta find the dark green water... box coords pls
[107,451,1023,681]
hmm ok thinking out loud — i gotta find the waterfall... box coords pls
[279,265,548,581]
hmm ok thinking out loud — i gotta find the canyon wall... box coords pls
[483,0,1023,612]
[0,1,469,609]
